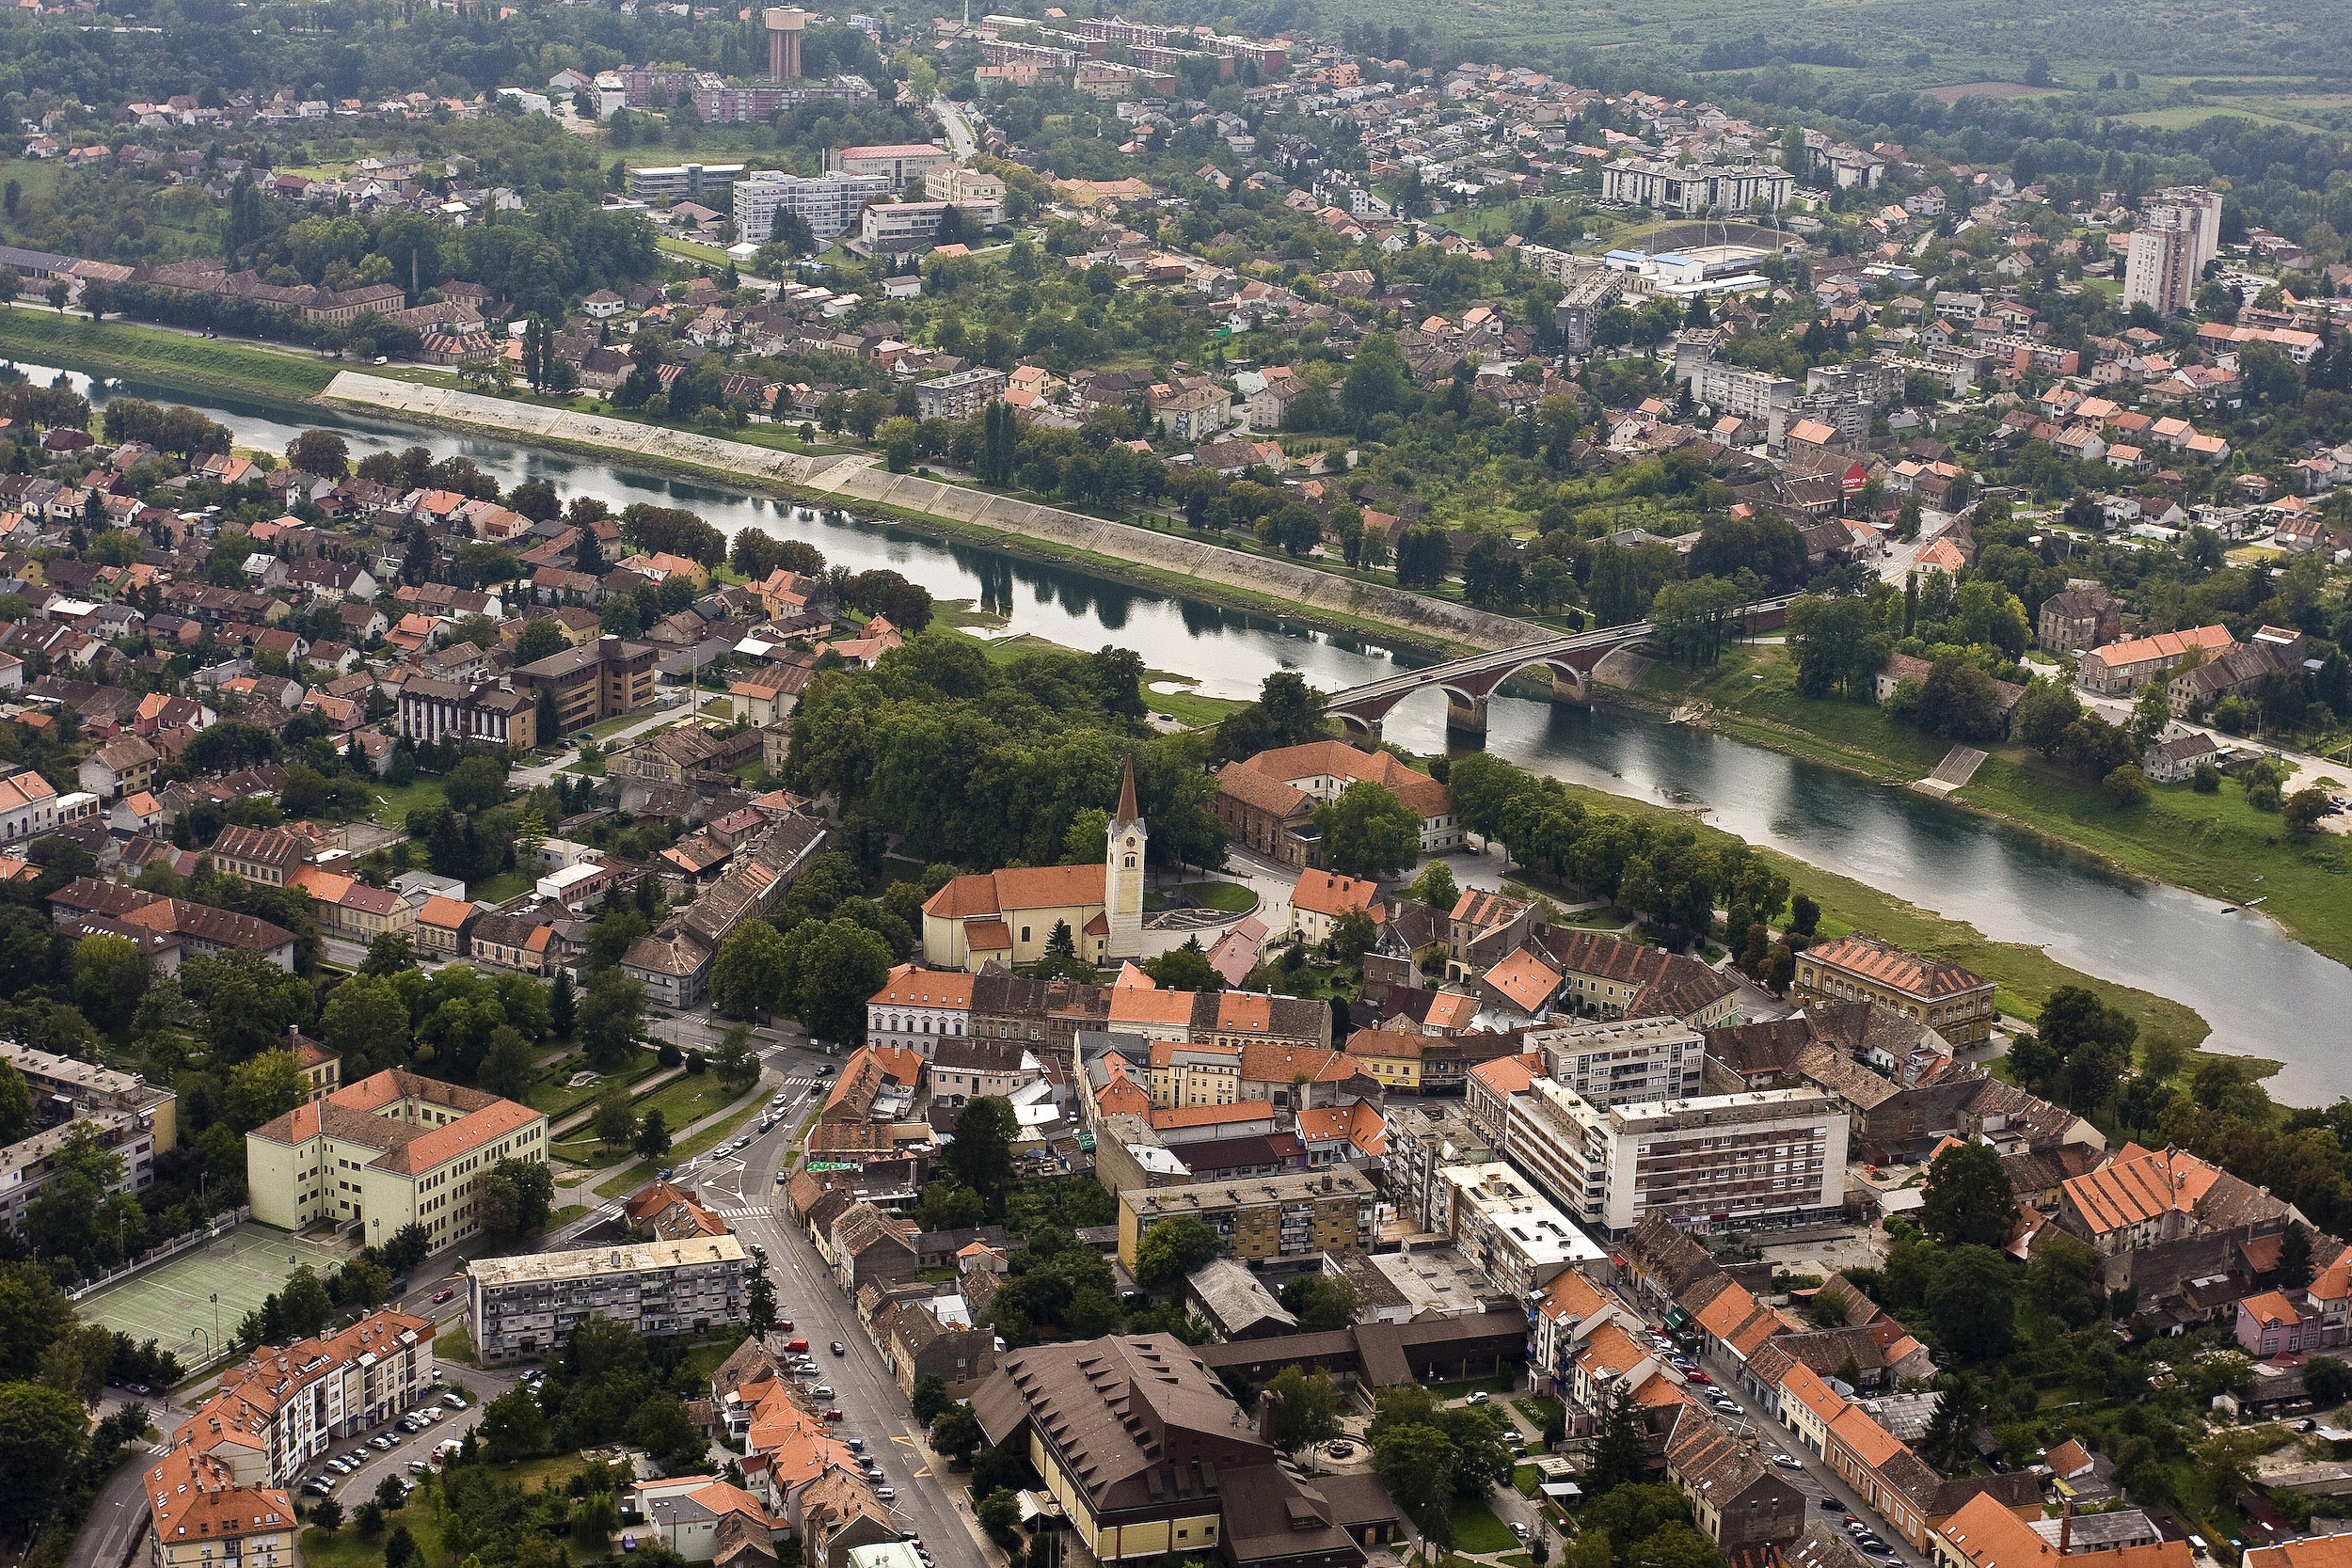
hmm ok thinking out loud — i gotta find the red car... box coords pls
[432,1288,455,1305]
[1685,1370,1711,1385]
[823,1409,846,1422]
[779,1322,795,1334]
[786,1339,810,1352]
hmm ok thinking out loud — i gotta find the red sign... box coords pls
[1841,462,1868,497]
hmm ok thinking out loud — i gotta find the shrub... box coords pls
[2102,764,2151,809]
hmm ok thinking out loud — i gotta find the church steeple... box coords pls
[1104,756,1145,960]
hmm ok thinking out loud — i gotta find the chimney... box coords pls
[1256,1388,1280,1447]
[2059,1500,2074,1554]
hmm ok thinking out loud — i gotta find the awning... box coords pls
[1541,1482,1583,1502]
[1664,1308,1691,1329]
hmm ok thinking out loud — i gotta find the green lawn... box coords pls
[369,776,449,831]
[1176,880,1257,912]
[1450,1499,1519,1554]
[523,1044,658,1118]
[304,1501,449,1568]
[594,1092,766,1198]
[435,1326,476,1366]
[0,309,341,404]
[1512,1395,1565,1433]
[1148,679,1252,729]
[554,1067,746,1161]
[469,869,535,906]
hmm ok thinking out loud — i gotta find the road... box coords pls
[932,98,977,163]
[509,703,710,788]
[702,1085,996,1568]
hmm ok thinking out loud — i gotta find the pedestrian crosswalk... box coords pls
[776,1076,824,1089]
[713,1206,771,1220]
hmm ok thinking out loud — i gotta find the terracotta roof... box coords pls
[2080,624,2233,670]
[1291,870,1383,919]
[868,967,977,1008]
[1483,947,1563,1012]
[2060,1143,2223,1235]
[1803,933,1990,1002]
[922,863,1104,919]
[416,895,473,930]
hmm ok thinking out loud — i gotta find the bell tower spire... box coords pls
[1104,756,1145,961]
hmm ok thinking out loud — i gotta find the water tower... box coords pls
[764,8,808,80]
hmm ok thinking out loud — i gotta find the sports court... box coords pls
[76,1224,355,1366]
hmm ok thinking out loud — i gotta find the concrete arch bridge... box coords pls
[1322,594,1798,741]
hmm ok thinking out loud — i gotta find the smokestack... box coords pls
[1256,1388,1280,1447]
[2059,1500,2074,1554]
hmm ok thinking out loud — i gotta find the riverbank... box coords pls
[318,371,1549,663]
[1530,773,2225,1073]
[0,309,342,404]
[1644,642,2352,974]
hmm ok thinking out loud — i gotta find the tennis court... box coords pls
[77,1224,356,1366]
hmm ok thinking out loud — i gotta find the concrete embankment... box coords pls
[320,372,1545,655]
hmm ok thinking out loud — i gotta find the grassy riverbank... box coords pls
[0,309,342,404]
[1530,772,2222,1070]
[1646,641,2352,973]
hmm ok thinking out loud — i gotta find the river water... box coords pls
[39,363,2352,1102]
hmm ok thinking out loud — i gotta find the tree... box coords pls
[594,1084,636,1148]
[481,1026,536,1102]
[1587,1380,1649,1492]
[312,1497,345,1538]
[941,1096,1017,1213]
[632,1395,707,1472]
[714,1024,760,1088]
[516,619,568,664]
[479,1387,549,1463]
[550,971,577,1037]
[1409,861,1457,911]
[1919,1141,2018,1249]
[712,921,792,1020]
[1370,1423,1457,1543]
[2039,987,2138,1114]
[1312,781,1422,879]
[374,1474,407,1513]
[2280,1220,2316,1290]
[289,430,351,481]
[1134,1215,1223,1288]
[747,1268,777,1338]
[1279,1274,1363,1333]
[1141,940,1223,993]
[2307,1357,2352,1405]
[474,1158,553,1240]
[0,1380,84,1532]
[1917,1375,1986,1471]
[1265,1366,1346,1453]
[443,755,509,814]
[636,1109,672,1160]
[1927,1245,2017,1362]
[580,969,644,1069]
[2287,786,2331,834]
[2026,1231,2103,1327]
[976,1489,1023,1549]
[930,1404,984,1464]
[227,1051,312,1133]
[72,933,151,1031]
[360,931,418,978]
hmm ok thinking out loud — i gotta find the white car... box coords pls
[1466,1391,1490,1405]
[1510,1524,1530,1542]
[1772,1454,1804,1470]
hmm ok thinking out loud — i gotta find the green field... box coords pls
[1175,880,1257,912]
[552,1069,749,1162]
[593,1091,766,1198]
[1449,1499,1520,1553]
[523,1044,659,1120]
[0,309,340,404]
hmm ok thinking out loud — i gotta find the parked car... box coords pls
[443,1393,467,1410]
[1772,1455,1804,1470]
[1686,1370,1712,1385]
[876,1487,897,1501]
[778,1322,794,1334]
[1817,1498,1842,1510]
[814,1386,836,1401]
[1466,1391,1490,1405]
[786,1339,810,1352]
[823,1409,846,1422]
[1511,1524,1530,1543]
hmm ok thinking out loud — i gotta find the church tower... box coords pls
[1104,755,1146,960]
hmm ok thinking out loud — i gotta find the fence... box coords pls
[65,1207,255,1303]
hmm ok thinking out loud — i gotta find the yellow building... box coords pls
[1792,933,1996,1047]
[1343,1023,1424,1092]
[1143,1040,1241,1108]
[245,1069,547,1251]
[921,761,1146,970]
[1117,1169,1375,1271]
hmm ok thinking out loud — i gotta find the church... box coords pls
[919,759,1147,972]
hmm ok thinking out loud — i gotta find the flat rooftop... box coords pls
[469,1234,746,1288]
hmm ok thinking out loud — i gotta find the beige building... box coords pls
[469,1234,749,1365]
[144,1450,294,1568]
[245,1069,546,1250]
[1144,1040,1241,1108]
[170,1309,437,1483]
[1117,1169,1373,1271]
[1791,934,1996,1048]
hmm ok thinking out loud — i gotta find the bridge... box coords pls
[1324,594,1799,741]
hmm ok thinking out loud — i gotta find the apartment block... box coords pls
[1587,1089,1849,1235]
[732,169,893,243]
[1529,1016,1708,1107]
[1438,1162,1605,1293]
[1600,158,1792,214]
[396,676,536,752]
[624,163,747,205]
[914,367,1009,420]
[513,635,658,735]
[170,1309,437,1484]
[828,142,957,190]
[1116,1170,1373,1271]
[0,1041,176,1228]
[1384,1101,1496,1235]
[468,1235,750,1365]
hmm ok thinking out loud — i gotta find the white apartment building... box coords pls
[1600,158,1792,214]
[0,1042,176,1227]
[2125,187,2224,316]
[1528,1017,1708,1107]
[469,1235,748,1365]
[1591,1089,1848,1236]
[1439,1162,1606,1294]
[732,169,893,242]
[930,165,1007,222]
[170,1309,438,1484]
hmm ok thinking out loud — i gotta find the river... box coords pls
[37,363,2352,1103]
